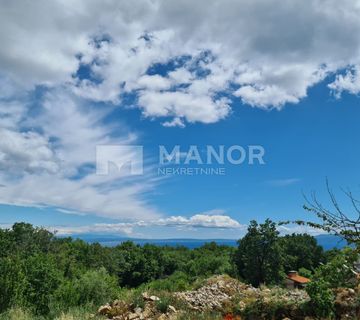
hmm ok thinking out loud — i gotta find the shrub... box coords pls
[0,256,27,312]
[52,267,119,311]
[0,308,38,320]
[131,289,145,309]
[147,271,191,292]
[306,279,334,319]
[23,254,61,315]
[312,248,358,288]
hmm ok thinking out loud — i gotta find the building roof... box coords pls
[287,273,310,284]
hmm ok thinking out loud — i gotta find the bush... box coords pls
[306,279,334,319]
[52,267,119,311]
[147,271,191,292]
[155,296,171,314]
[23,254,61,315]
[0,256,27,312]
[0,308,39,320]
[312,248,358,288]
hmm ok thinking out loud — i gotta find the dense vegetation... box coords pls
[0,220,356,319]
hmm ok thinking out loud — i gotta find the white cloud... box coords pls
[1,0,360,125]
[138,91,230,124]
[156,214,242,229]
[162,117,185,128]
[53,215,327,238]
[137,75,172,91]
[328,66,360,97]
[2,0,360,226]
[277,224,327,236]
[0,87,161,220]
[0,129,59,174]
[53,213,244,236]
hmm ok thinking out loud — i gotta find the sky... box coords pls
[1,0,360,239]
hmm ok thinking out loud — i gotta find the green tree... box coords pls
[23,253,61,315]
[235,219,284,286]
[52,267,118,310]
[279,233,324,272]
[0,256,26,312]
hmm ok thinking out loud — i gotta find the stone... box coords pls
[168,305,177,313]
[128,313,139,320]
[98,304,111,315]
[149,295,160,301]
[135,307,143,314]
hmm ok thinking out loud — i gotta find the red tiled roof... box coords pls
[287,273,310,284]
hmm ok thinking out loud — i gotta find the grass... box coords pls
[0,307,105,320]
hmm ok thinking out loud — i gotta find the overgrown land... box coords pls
[0,220,359,319]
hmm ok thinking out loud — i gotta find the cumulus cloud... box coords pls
[0,129,59,174]
[156,214,242,229]
[53,213,244,235]
[1,0,360,126]
[328,66,360,97]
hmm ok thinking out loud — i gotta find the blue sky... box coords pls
[1,0,360,238]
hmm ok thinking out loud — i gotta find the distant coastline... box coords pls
[62,234,348,250]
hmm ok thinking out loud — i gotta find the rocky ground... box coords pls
[97,275,360,320]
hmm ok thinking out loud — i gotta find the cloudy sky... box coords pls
[1,0,360,238]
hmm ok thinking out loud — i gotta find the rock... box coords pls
[168,305,177,313]
[150,295,160,301]
[142,307,153,318]
[128,313,139,320]
[98,303,111,315]
[238,301,246,311]
[135,307,143,314]
[158,314,167,320]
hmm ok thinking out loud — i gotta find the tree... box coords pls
[23,253,61,315]
[235,219,284,286]
[279,234,324,272]
[0,256,27,312]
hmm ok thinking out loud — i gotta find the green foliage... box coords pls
[23,253,61,315]
[298,267,312,278]
[0,307,41,320]
[0,256,27,312]
[130,289,145,309]
[279,233,324,272]
[155,296,171,313]
[306,279,335,319]
[0,221,352,319]
[312,247,358,288]
[52,267,119,310]
[146,271,191,292]
[235,219,284,286]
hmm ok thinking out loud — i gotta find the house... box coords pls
[285,271,310,289]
